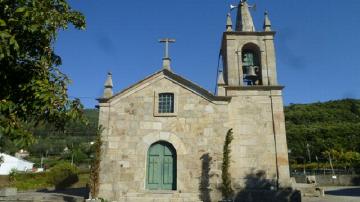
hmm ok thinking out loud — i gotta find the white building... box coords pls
[0,153,34,175]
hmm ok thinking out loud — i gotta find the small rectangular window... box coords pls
[158,93,174,113]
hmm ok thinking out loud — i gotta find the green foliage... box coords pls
[286,99,360,171]
[8,169,17,182]
[21,109,99,168]
[221,129,234,199]
[9,171,50,190]
[322,149,360,170]
[61,142,92,164]
[0,0,86,150]
[90,126,103,198]
[6,168,89,190]
[28,109,98,156]
[46,161,79,190]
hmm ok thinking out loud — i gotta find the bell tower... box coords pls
[219,0,278,90]
[218,0,291,189]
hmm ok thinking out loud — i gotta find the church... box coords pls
[97,1,291,201]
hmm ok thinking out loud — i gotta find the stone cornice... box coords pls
[97,69,232,104]
[225,85,284,91]
[223,31,276,37]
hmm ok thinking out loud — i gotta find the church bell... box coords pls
[245,65,258,79]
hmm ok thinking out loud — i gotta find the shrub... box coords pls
[8,171,49,190]
[90,127,103,198]
[8,169,17,182]
[221,129,234,199]
[47,162,79,190]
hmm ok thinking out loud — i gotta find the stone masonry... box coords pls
[97,1,291,201]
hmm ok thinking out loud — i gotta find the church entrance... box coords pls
[146,141,176,190]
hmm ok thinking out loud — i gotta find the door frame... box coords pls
[146,141,177,190]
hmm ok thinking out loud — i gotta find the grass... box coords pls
[10,172,50,190]
[73,173,90,188]
[1,170,90,191]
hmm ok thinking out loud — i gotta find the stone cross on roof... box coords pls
[159,38,176,71]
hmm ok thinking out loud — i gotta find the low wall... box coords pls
[293,174,360,186]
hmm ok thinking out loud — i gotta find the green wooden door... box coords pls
[147,142,176,190]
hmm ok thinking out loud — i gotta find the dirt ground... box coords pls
[0,176,9,188]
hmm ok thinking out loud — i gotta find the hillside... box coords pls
[4,99,359,169]
[285,99,360,167]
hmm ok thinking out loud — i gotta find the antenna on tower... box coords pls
[249,3,256,11]
[230,4,238,11]
[230,1,256,12]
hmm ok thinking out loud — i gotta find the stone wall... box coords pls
[98,76,229,201]
[97,72,290,201]
[226,88,290,190]
[294,175,360,186]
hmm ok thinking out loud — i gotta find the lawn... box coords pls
[0,170,90,191]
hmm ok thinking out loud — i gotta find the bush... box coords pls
[47,162,79,190]
[9,171,49,190]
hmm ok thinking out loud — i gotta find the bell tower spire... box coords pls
[235,0,256,32]
[263,10,272,31]
[103,72,113,99]
[220,1,279,87]
[226,13,233,32]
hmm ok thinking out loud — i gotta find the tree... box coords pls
[89,127,103,199]
[0,0,86,149]
[221,128,234,200]
[285,99,360,167]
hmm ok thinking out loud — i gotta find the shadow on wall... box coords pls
[198,155,301,202]
[234,169,301,202]
[199,153,212,202]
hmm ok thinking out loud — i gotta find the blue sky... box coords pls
[56,0,360,108]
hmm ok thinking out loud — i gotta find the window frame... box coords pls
[146,141,177,190]
[158,93,175,113]
[154,91,178,117]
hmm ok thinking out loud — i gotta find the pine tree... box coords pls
[221,128,234,200]
[89,127,103,198]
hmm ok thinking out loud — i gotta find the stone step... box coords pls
[116,197,201,202]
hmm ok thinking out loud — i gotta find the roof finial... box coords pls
[217,70,225,85]
[236,0,256,31]
[103,72,113,98]
[159,38,176,71]
[263,10,272,31]
[226,13,233,31]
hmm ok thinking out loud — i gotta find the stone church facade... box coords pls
[97,1,291,201]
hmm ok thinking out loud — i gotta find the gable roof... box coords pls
[0,153,34,165]
[97,69,231,103]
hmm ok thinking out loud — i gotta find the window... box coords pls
[146,141,177,190]
[158,93,174,113]
[154,91,177,116]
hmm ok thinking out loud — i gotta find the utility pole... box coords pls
[306,143,312,163]
[328,152,335,177]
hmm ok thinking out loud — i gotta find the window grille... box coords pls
[158,93,174,113]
